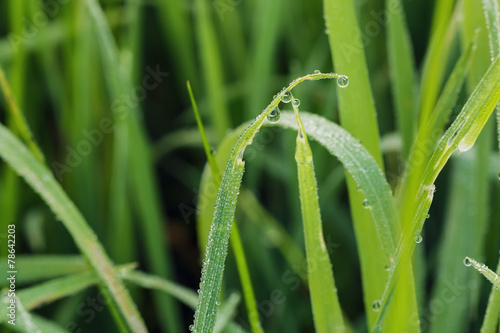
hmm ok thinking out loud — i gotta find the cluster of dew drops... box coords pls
[266,70,349,123]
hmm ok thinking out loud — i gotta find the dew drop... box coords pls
[281,91,292,103]
[498,171,500,180]
[426,214,430,219]
[415,235,423,243]
[292,98,300,107]
[267,107,280,122]
[314,69,321,74]
[384,265,390,271]
[362,199,370,209]
[189,324,195,331]
[356,184,361,191]
[216,300,221,305]
[372,300,381,311]
[337,75,349,88]
[464,257,472,266]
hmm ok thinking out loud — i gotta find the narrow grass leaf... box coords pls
[375,56,500,329]
[188,80,263,333]
[386,0,417,159]
[481,0,500,155]
[292,98,344,332]
[0,65,44,163]
[0,255,87,286]
[0,124,146,333]
[193,73,346,332]
[464,257,500,290]
[480,258,500,333]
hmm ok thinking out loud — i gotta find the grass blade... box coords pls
[193,72,345,332]
[0,124,147,332]
[0,65,44,163]
[292,97,344,332]
[480,258,500,333]
[386,0,417,159]
[464,257,500,290]
[323,1,403,327]
[188,81,263,333]
[0,255,86,286]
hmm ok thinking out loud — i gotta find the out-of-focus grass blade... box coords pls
[0,255,87,286]
[0,264,135,324]
[0,65,44,163]
[213,293,241,333]
[480,258,500,333]
[464,257,500,290]
[323,0,406,328]
[418,0,458,125]
[188,81,263,333]
[121,270,199,309]
[11,313,67,333]
[292,98,344,332]
[428,154,484,333]
[385,0,417,159]
[192,73,345,332]
[0,123,147,333]
[194,0,230,139]
[82,0,181,330]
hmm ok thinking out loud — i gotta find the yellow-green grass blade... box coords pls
[292,98,344,332]
[193,72,346,332]
[188,80,263,333]
[386,0,417,159]
[323,0,399,328]
[0,123,147,332]
[480,258,500,333]
[9,313,67,333]
[194,0,230,139]
[375,56,500,330]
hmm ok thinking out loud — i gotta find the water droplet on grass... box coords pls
[267,107,280,122]
[415,235,423,243]
[314,69,321,74]
[464,257,472,266]
[362,199,370,208]
[337,75,349,88]
[216,300,221,305]
[384,265,390,271]
[189,324,195,331]
[281,91,292,103]
[372,300,381,311]
[292,99,300,107]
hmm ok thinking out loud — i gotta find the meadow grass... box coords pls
[0,0,500,332]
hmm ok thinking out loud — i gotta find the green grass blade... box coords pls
[193,72,345,332]
[0,124,147,333]
[194,0,230,139]
[0,255,86,286]
[323,1,396,327]
[188,80,263,333]
[81,0,181,329]
[480,258,500,333]
[481,0,500,154]
[386,0,417,159]
[464,257,500,290]
[418,0,457,125]
[122,270,199,309]
[292,98,344,332]
[0,65,44,163]
[375,56,500,330]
